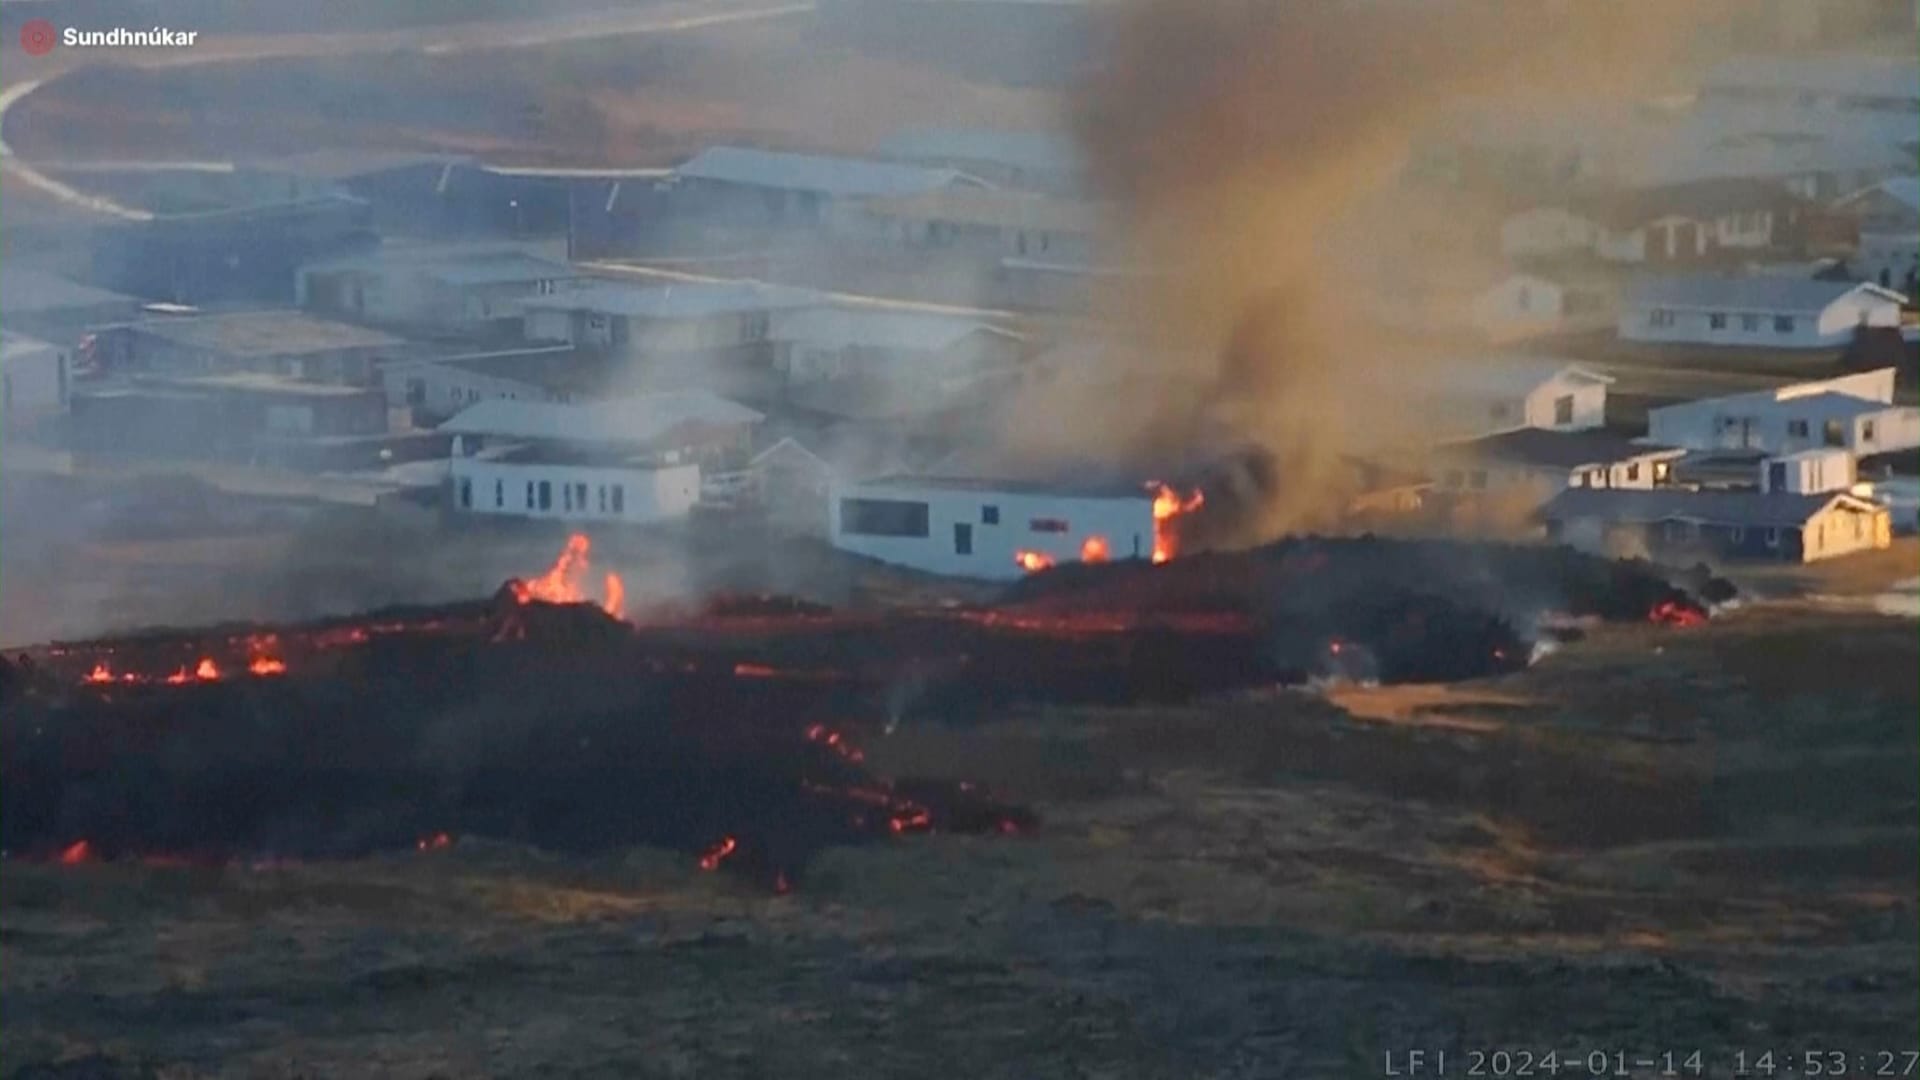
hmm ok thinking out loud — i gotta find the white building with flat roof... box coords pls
[1619,276,1905,349]
[1647,368,1920,456]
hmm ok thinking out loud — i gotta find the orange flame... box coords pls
[165,667,192,684]
[517,533,627,619]
[1014,550,1055,573]
[195,658,220,681]
[248,656,287,676]
[83,663,115,684]
[697,835,738,872]
[1080,536,1110,563]
[58,840,94,865]
[1148,483,1205,564]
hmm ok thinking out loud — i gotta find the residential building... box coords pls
[1421,359,1615,439]
[668,147,989,230]
[873,128,1085,193]
[768,307,1023,389]
[89,195,379,304]
[1646,367,1920,455]
[0,268,144,348]
[1758,447,1856,494]
[1831,177,1920,290]
[1540,487,1891,562]
[441,392,763,524]
[1503,179,1815,266]
[1690,53,1920,154]
[1467,273,1616,339]
[828,474,1157,581]
[0,331,71,432]
[297,244,577,333]
[518,281,818,354]
[1618,276,1905,349]
[85,310,408,385]
[380,344,610,424]
[861,189,1103,265]
[1431,428,1685,503]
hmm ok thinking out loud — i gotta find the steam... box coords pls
[990,0,1726,544]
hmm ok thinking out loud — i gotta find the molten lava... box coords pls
[1080,536,1111,563]
[1148,483,1205,564]
[57,840,94,865]
[1648,599,1709,628]
[195,658,220,681]
[1014,550,1055,573]
[249,656,287,676]
[515,533,627,619]
[697,835,738,871]
[83,663,116,684]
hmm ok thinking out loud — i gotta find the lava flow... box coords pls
[1647,598,1709,628]
[512,533,627,619]
[1148,483,1205,564]
[1015,550,1056,573]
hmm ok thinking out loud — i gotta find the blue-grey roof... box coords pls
[674,146,984,199]
[874,128,1084,178]
[1540,487,1861,528]
[851,473,1153,501]
[519,281,822,319]
[0,268,139,314]
[1624,275,1904,313]
[424,253,574,286]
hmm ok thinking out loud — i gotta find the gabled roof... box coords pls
[674,146,986,199]
[1833,176,1920,215]
[1439,357,1616,399]
[1623,275,1907,313]
[1435,428,1681,470]
[440,391,764,445]
[769,307,1018,353]
[1540,487,1877,529]
[518,281,821,319]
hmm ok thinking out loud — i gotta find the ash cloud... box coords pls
[988,0,1728,544]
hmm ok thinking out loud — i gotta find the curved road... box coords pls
[0,0,813,221]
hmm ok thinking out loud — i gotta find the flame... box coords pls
[83,663,115,684]
[415,832,454,852]
[248,656,287,676]
[805,722,865,763]
[165,667,192,684]
[1148,483,1205,564]
[517,533,627,618]
[195,658,220,681]
[1648,599,1708,628]
[1014,550,1055,573]
[735,662,777,678]
[58,840,94,865]
[697,835,738,871]
[1080,536,1110,563]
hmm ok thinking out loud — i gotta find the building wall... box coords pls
[1500,208,1599,258]
[384,358,571,423]
[1,342,69,422]
[777,331,1019,387]
[1520,377,1607,431]
[828,483,1156,581]
[1854,407,1920,454]
[1619,297,1896,349]
[1470,277,1566,337]
[450,457,700,524]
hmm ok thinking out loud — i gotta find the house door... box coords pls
[1767,462,1787,492]
[953,522,973,556]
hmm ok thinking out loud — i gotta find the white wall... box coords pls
[386,359,572,420]
[828,482,1156,581]
[1817,290,1905,339]
[1521,375,1607,431]
[450,457,701,524]
[1,340,68,419]
[1855,407,1920,454]
[1620,292,1899,349]
[1651,398,1920,455]
[1470,276,1565,336]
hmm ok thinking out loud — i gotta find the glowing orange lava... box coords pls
[517,533,627,619]
[248,656,288,676]
[1148,483,1205,564]
[58,840,94,865]
[1014,550,1055,573]
[165,668,192,684]
[1080,536,1110,563]
[195,658,220,681]
[83,663,115,684]
[698,835,739,871]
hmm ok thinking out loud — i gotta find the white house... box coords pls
[669,146,989,229]
[1506,178,1814,267]
[768,307,1023,389]
[0,330,71,432]
[297,245,578,333]
[1466,274,1596,339]
[859,189,1104,265]
[1832,177,1920,290]
[1428,360,1615,438]
[828,474,1157,581]
[1431,427,1686,504]
[1618,276,1905,349]
[518,281,820,354]
[442,392,763,524]
[381,344,607,422]
[1646,368,1920,456]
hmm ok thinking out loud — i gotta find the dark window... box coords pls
[1787,419,1810,438]
[1553,394,1574,425]
[538,481,552,511]
[1764,527,1781,547]
[1823,420,1845,447]
[495,480,504,508]
[1708,312,1727,330]
[575,483,588,510]
[611,485,625,514]
[981,505,1000,525]
[1649,309,1675,327]
[1740,314,1760,331]
[458,478,472,509]
[562,484,573,512]
[1863,420,1877,444]
[1030,518,1071,533]
[953,522,973,555]
[526,481,535,508]
[597,486,607,513]
[1627,462,1640,482]
[841,498,930,537]
[1774,315,1795,333]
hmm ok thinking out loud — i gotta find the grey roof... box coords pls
[303,245,573,286]
[769,307,1015,352]
[519,281,821,319]
[674,146,983,199]
[425,253,575,287]
[1623,275,1906,313]
[440,391,763,445]
[1436,357,1614,398]
[1437,428,1681,470]
[0,268,139,314]
[874,128,1084,178]
[123,310,405,357]
[850,473,1154,501]
[1541,487,1866,529]
[1835,176,1920,215]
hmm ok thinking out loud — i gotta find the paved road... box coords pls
[0,0,813,220]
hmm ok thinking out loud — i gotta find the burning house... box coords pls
[442,392,763,524]
[827,474,1201,581]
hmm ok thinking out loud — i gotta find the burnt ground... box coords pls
[2,602,1914,1078]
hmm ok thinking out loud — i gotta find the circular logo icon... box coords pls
[20,18,58,56]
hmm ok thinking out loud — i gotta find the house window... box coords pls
[1863,419,1876,444]
[538,481,552,511]
[1708,312,1727,330]
[1764,527,1780,547]
[537,279,557,295]
[981,505,1000,525]
[1729,526,1744,542]
[1654,461,1671,483]
[1626,462,1641,482]
[459,478,472,509]
[743,312,770,342]
[574,483,588,510]
[1588,469,1606,488]
[1823,420,1844,447]
[1553,394,1574,425]
[1030,518,1071,533]
[611,485,625,515]
[562,484,573,512]
[953,522,974,555]
[526,481,536,508]
[597,486,607,513]
[1649,309,1675,327]
[841,498,931,538]
[495,480,504,508]
[1740,314,1760,331]
[1468,470,1488,490]
[1787,419,1810,438]
[1773,315,1795,333]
